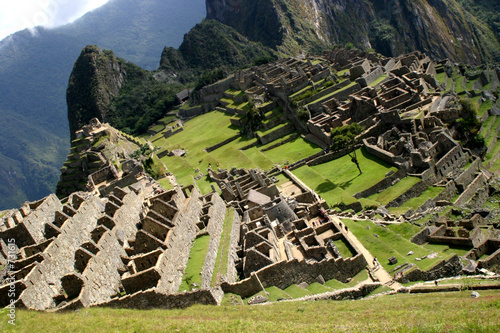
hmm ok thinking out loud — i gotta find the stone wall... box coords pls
[298,80,351,107]
[177,103,215,118]
[18,196,105,310]
[205,134,241,153]
[306,145,363,167]
[363,139,400,167]
[293,282,381,301]
[197,76,234,104]
[356,67,384,87]
[410,227,432,245]
[258,123,296,145]
[454,173,487,207]
[308,83,362,113]
[397,255,462,283]
[156,188,202,294]
[434,181,457,202]
[454,157,481,190]
[261,133,300,152]
[223,209,241,284]
[435,146,467,179]
[97,287,224,309]
[200,194,226,289]
[221,254,367,298]
[387,181,429,208]
[7,195,62,246]
[77,230,127,308]
[354,169,407,199]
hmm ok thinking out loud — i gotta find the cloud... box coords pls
[0,0,110,40]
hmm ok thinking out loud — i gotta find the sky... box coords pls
[0,0,111,40]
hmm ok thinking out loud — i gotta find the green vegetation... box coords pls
[194,68,228,91]
[367,177,420,205]
[456,98,486,150]
[341,219,451,271]
[293,148,397,208]
[152,110,321,194]
[330,123,364,152]
[178,235,211,292]
[212,208,235,286]
[4,291,499,332]
[160,20,276,82]
[107,62,184,135]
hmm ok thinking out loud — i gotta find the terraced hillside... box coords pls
[4,48,500,316]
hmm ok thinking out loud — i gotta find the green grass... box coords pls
[211,207,235,286]
[306,81,357,105]
[480,116,496,137]
[306,282,333,294]
[283,284,312,298]
[6,291,500,332]
[309,148,397,194]
[261,136,321,164]
[241,148,274,170]
[332,238,356,258]
[367,177,420,205]
[149,110,321,196]
[479,100,493,118]
[346,269,369,286]
[257,122,290,136]
[293,148,397,207]
[178,235,211,292]
[454,76,466,94]
[402,186,444,210]
[158,178,174,191]
[292,166,358,207]
[341,219,449,271]
[465,79,476,91]
[387,223,422,240]
[435,72,448,85]
[422,243,472,258]
[263,286,292,302]
[149,123,165,133]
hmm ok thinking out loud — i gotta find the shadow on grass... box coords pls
[315,180,336,193]
[336,172,362,190]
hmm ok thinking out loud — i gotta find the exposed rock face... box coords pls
[206,0,284,49]
[67,45,126,139]
[206,0,500,64]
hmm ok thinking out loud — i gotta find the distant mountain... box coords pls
[206,0,500,64]
[0,0,205,210]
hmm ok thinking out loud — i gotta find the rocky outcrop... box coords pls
[67,45,127,139]
[206,0,500,64]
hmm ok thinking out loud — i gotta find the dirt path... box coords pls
[332,216,403,291]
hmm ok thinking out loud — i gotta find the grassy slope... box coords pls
[211,207,235,286]
[178,235,211,292]
[341,219,451,271]
[3,291,499,332]
[292,148,398,207]
[156,110,321,194]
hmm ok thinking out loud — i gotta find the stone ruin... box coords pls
[411,213,500,273]
[3,48,500,310]
[207,167,368,297]
[57,118,144,198]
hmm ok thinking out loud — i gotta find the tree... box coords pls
[455,98,486,151]
[331,123,364,174]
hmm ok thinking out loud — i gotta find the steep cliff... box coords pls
[67,45,127,140]
[206,0,500,64]
[160,20,276,80]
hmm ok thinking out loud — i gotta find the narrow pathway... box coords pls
[331,216,403,291]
